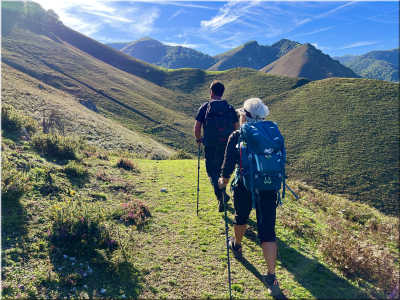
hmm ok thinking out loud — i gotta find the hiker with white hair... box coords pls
[218,98,283,296]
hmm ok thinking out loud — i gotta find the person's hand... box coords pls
[196,138,202,146]
[218,177,229,189]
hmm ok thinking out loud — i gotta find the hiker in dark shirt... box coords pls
[194,80,239,212]
[218,98,281,296]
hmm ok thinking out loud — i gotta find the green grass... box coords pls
[2,130,398,299]
[268,77,399,214]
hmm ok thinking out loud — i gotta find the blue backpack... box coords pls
[233,121,297,223]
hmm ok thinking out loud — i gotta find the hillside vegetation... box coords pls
[268,77,399,214]
[335,49,399,82]
[1,119,399,299]
[1,63,174,158]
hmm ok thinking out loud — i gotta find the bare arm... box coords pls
[233,122,240,131]
[194,121,202,145]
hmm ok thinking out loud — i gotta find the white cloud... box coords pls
[340,41,379,49]
[312,43,331,50]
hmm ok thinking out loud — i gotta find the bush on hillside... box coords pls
[64,161,88,179]
[96,152,109,160]
[169,149,193,160]
[116,198,151,229]
[31,133,84,160]
[49,198,118,259]
[1,104,38,135]
[1,154,31,202]
[116,157,136,170]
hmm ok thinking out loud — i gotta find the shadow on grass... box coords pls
[1,195,29,241]
[221,207,369,299]
[47,251,145,299]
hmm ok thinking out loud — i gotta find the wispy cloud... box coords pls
[199,1,261,33]
[296,19,312,25]
[312,43,331,50]
[168,9,184,22]
[293,26,337,38]
[340,41,379,49]
[315,2,356,19]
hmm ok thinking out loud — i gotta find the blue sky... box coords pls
[37,1,399,57]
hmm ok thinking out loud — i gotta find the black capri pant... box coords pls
[232,182,277,243]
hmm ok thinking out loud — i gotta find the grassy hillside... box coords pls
[267,77,399,214]
[1,10,198,153]
[161,67,310,108]
[1,9,309,155]
[260,44,360,81]
[1,127,398,299]
[1,63,174,158]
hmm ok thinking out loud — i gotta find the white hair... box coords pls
[243,98,270,123]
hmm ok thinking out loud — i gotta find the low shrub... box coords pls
[96,152,109,160]
[319,218,398,293]
[1,155,30,202]
[118,198,151,228]
[64,161,88,179]
[169,149,193,160]
[49,198,118,258]
[116,157,136,170]
[1,104,38,135]
[31,133,84,160]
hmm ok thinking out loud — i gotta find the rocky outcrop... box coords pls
[78,99,98,113]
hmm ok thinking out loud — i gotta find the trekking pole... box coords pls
[196,145,200,216]
[223,187,232,299]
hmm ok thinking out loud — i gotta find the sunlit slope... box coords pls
[1,63,174,157]
[1,12,195,152]
[161,68,310,108]
[267,77,399,214]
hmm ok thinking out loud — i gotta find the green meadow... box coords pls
[1,117,398,298]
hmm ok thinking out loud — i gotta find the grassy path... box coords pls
[2,143,397,299]
[130,159,371,299]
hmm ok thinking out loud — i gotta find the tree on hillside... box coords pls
[26,1,46,22]
[46,9,60,21]
[42,108,65,135]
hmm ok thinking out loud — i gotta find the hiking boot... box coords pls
[262,273,280,296]
[228,236,243,259]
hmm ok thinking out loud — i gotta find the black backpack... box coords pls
[203,100,234,148]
